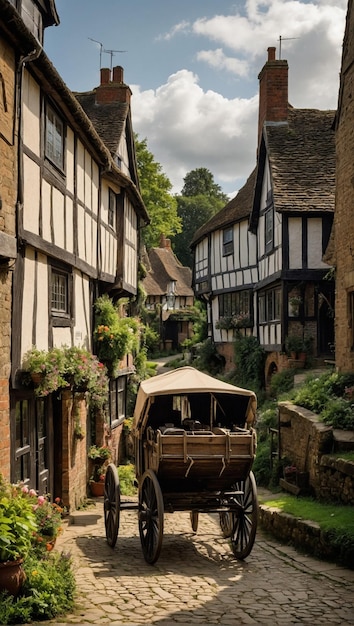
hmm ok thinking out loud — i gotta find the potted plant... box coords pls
[22,346,69,396]
[88,445,111,496]
[0,477,37,595]
[285,335,303,359]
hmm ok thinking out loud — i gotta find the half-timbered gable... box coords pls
[75,66,145,296]
[2,0,148,503]
[143,236,194,349]
[191,170,258,366]
[250,106,335,360]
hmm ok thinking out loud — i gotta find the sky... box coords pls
[44,0,347,197]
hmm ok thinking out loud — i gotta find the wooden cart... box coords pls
[104,366,258,564]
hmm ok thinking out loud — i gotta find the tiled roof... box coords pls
[74,91,128,156]
[191,168,257,245]
[265,108,336,213]
[143,247,193,297]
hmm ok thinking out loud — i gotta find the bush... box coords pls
[233,334,266,393]
[269,369,295,397]
[0,552,75,624]
[293,371,354,429]
[193,338,225,375]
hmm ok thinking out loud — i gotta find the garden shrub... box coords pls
[293,371,354,430]
[0,552,75,625]
[233,334,266,393]
[269,369,295,397]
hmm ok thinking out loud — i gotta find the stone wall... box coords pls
[319,455,354,504]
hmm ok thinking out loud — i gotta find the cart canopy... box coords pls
[133,366,257,433]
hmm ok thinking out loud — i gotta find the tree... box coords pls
[135,135,181,249]
[172,168,228,267]
[181,167,229,203]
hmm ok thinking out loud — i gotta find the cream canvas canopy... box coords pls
[133,366,257,433]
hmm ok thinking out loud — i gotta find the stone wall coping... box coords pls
[278,401,333,432]
[320,454,354,476]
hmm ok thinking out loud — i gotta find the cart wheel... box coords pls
[219,511,233,538]
[229,471,258,560]
[104,463,120,548]
[190,511,199,533]
[138,469,164,564]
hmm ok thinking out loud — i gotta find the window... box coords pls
[45,105,64,169]
[219,290,251,319]
[264,190,274,253]
[108,189,117,228]
[223,227,233,256]
[259,288,281,323]
[109,376,126,427]
[21,0,42,42]
[51,268,69,318]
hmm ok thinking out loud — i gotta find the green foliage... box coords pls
[173,195,224,267]
[181,167,229,202]
[252,439,273,487]
[0,552,75,624]
[118,464,137,496]
[22,345,109,407]
[143,325,160,356]
[233,334,266,393]
[135,134,181,248]
[94,295,141,375]
[293,371,354,429]
[269,369,295,397]
[0,479,37,562]
[193,338,225,375]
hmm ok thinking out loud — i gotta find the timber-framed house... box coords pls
[191,47,335,381]
[1,0,148,507]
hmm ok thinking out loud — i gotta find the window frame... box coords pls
[219,290,252,321]
[264,190,274,254]
[222,227,233,257]
[258,288,281,323]
[108,189,117,229]
[50,265,72,326]
[45,103,64,171]
[109,376,127,428]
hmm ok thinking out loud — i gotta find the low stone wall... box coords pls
[278,402,333,496]
[319,455,354,504]
[258,504,354,569]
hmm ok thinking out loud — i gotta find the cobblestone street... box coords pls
[45,500,354,626]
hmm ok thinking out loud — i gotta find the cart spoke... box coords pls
[228,472,258,560]
[104,464,120,548]
[139,470,164,564]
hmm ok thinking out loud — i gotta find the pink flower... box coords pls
[37,495,46,505]
[22,485,29,494]
[29,488,37,497]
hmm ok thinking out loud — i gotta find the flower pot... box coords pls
[31,372,44,385]
[90,480,105,497]
[0,559,26,596]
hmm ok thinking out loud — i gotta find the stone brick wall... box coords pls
[61,391,88,510]
[278,402,334,495]
[334,3,354,372]
[216,342,234,372]
[319,455,354,504]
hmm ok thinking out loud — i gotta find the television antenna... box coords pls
[88,38,126,70]
[104,48,126,70]
[278,35,299,59]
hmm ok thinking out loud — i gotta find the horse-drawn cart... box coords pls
[104,366,258,564]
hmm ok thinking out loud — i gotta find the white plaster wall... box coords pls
[35,254,49,348]
[308,218,327,268]
[289,217,302,269]
[23,156,40,233]
[66,197,74,254]
[52,187,65,249]
[66,128,75,195]
[23,71,40,156]
[73,271,91,349]
[76,142,85,203]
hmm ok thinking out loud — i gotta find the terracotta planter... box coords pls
[90,480,105,497]
[0,558,26,596]
[31,372,44,385]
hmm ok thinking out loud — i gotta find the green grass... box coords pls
[332,451,354,462]
[259,493,354,534]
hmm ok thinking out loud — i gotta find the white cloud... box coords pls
[131,0,346,195]
[156,20,190,41]
[131,70,258,194]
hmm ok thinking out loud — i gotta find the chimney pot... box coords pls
[268,47,276,61]
[100,67,111,85]
[113,66,124,83]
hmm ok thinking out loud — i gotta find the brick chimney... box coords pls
[96,65,132,105]
[257,47,288,147]
[159,234,171,249]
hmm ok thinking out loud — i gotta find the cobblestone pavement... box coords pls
[42,498,354,626]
